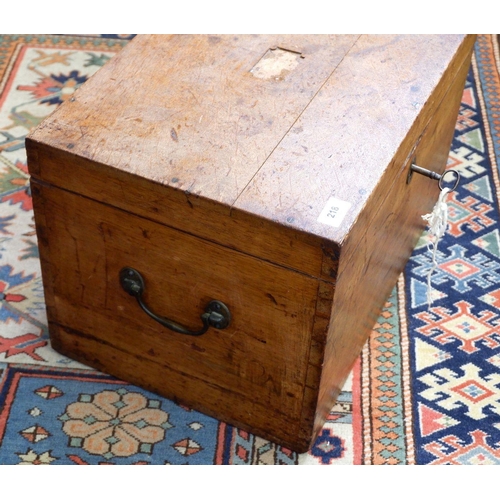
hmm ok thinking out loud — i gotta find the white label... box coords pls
[317,197,352,227]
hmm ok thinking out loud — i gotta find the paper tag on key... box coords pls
[422,187,450,308]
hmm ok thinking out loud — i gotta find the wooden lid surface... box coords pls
[29,34,469,244]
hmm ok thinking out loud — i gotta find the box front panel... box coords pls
[31,181,329,450]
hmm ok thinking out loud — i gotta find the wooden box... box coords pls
[26,34,475,452]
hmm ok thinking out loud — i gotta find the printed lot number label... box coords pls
[317,197,352,227]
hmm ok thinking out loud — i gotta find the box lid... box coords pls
[27,34,472,279]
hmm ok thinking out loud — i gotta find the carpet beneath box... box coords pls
[1,34,499,464]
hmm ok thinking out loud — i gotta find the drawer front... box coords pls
[32,181,326,448]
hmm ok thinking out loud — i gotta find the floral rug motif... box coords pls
[1,34,500,464]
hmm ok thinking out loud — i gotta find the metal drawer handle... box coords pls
[119,267,231,336]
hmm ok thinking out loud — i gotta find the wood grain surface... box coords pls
[27,34,476,451]
[31,180,333,449]
[28,34,359,205]
[313,42,475,434]
[235,34,473,240]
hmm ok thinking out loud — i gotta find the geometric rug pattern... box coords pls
[357,34,500,465]
[1,34,499,464]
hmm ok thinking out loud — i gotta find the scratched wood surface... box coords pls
[27,34,476,451]
[234,35,472,240]
[28,34,359,206]
[31,180,330,449]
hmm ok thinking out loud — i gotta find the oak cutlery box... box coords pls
[26,34,475,452]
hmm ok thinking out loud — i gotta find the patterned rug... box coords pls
[0,34,499,465]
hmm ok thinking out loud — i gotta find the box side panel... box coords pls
[311,36,475,439]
